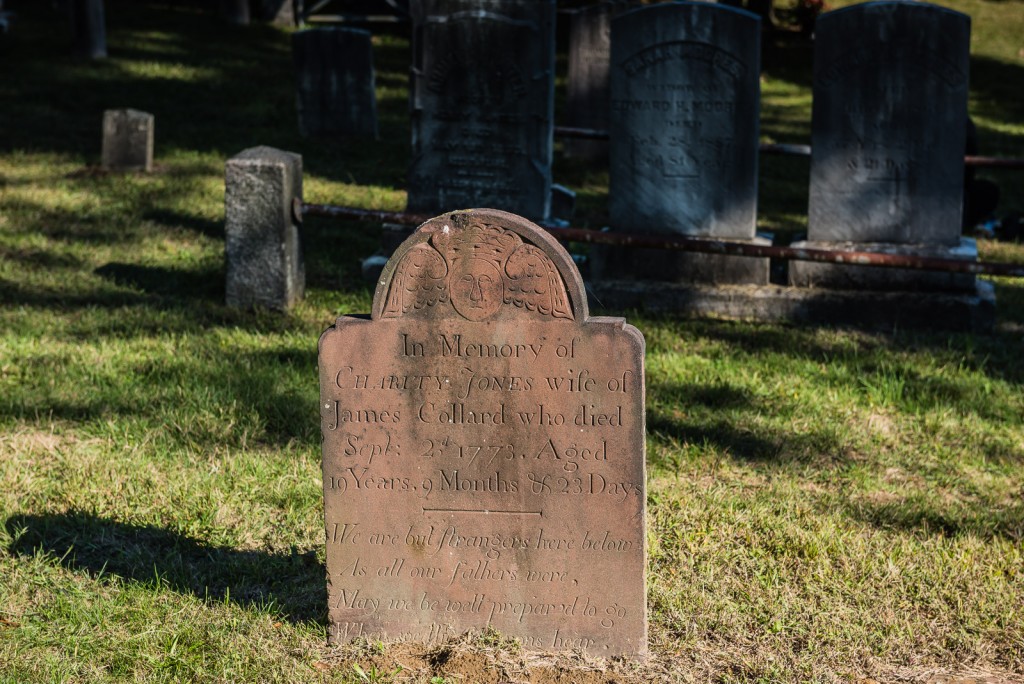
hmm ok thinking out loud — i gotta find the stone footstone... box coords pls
[224,146,305,310]
[320,208,648,656]
[101,109,154,173]
[293,27,378,138]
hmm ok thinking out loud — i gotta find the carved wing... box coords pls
[503,244,572,320]
[381,243,449,318]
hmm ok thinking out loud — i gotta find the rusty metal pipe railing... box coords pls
[297,200,1024,278]
[553,126,1024,169]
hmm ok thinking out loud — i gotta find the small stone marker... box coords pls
[407,0,556,220]
[224,146,305,310]
[293,27,379,138]
[601,2,767,285]
[319,209,647,656]
[791,1,975,291]
[101,109,154,173]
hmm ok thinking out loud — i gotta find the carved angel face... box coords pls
[450,258,503,321]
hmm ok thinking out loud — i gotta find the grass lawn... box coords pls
[1,0,1023,682]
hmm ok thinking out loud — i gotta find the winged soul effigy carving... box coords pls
[380,213,573,321]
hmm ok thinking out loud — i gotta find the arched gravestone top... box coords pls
[372,209,589,323]
[321,209,646,656]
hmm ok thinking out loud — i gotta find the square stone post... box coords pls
[225,147,305,310]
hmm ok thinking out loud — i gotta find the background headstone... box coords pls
[293,27,379,138]
[69,0,106,59]
[564,2,620,161]
[220,0,250,25]
[791,1,975,291]
[600,2,767,285]
[224,146,305,310]
[406,0,555,220]
[101,109,154,172]
[320,209,647,656]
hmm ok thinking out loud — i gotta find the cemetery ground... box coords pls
[0,0,1023,682]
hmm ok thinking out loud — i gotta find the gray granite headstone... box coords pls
[791,1,976,292]
[406,0,555,220]
[806,1,970,246]
[70,0,106,59]
[225,147,305,310]
[601,2,767,285]
[293,28,379,138]
[101,109,154,172]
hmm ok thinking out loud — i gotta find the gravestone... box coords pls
[791,1,976,291]
[293,28,378,138]
[406,0,555,220]
[319,209,647,656]
[224,147,305,310]
[600,2,768,286]
[255,0,297,25]
[220,0,250,25]
[70,0,106,59]
[564,2,619,161]
[101,109,154,173]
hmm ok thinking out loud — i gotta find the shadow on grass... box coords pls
[844,496,1024,541]
[94,262,223,301]
[3,511,327,624]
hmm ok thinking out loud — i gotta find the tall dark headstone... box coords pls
[293,28,379,138]
[320,209,647,656]
[599,2,767,286]
[790,1,976,291]
[69,0,106,59]
[407,0,555,220]
[564,3,620,161]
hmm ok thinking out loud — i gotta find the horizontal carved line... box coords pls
[422,508,543,516]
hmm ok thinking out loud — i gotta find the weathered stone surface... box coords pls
[293,28,378,138]
[320,209,647,656]
[70,0,106,59]
[608,2,761,240]
[224,146,305,310]
[407,0,555,220]
[807,2,970,246]
[101,109,154,172]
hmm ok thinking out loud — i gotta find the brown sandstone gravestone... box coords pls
[319,209,647,657]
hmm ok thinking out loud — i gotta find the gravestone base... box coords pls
[788,238,978,292]
[592,235,772,286]
[589,280,995,333]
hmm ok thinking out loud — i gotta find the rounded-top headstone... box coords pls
[319,208,647,657]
